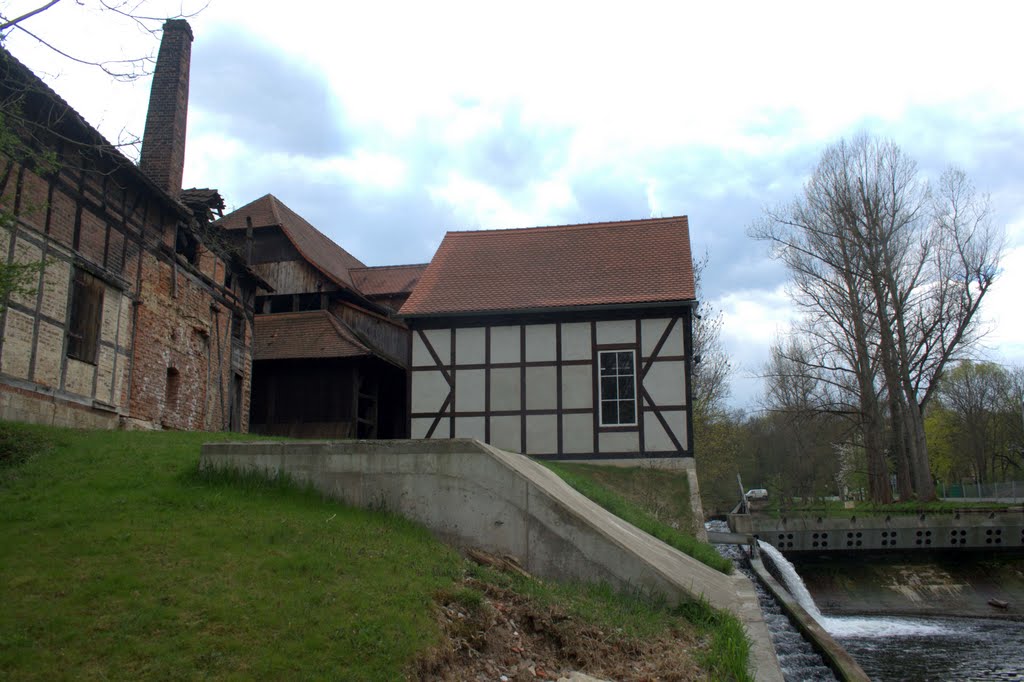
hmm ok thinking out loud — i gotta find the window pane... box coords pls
[600,353,616,375]
[601,376,618,400]
[619,400,636,425]
[618,376,634,399]
[617,351,634,373]
[601,400,619,425]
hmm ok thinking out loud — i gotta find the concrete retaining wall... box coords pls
[200,438,783,681]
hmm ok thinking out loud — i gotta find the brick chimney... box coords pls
[139,19,193,198]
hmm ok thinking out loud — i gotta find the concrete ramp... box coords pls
[200,438,782,681]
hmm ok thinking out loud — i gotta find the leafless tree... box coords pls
[751,135,1003,502]
[690,252,731,420]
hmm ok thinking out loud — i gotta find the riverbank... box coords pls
[793,551,1024,620]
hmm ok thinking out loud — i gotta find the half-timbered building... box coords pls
[0,21,263,431]
[217,194,422,438]
[401,217,697,460]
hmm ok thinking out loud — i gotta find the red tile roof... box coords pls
[253,311,371,360]
[401,216,695,316]
[349,263,428,296]
[217,194,365,287]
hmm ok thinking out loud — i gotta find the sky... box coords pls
[4,0,1023,409]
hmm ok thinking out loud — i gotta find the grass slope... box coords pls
[0,424,749,680]
[0,424,463,679]
[542,461,734,574]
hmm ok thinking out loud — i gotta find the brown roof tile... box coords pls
[218,194,365,287]
[253,310,371,360]
[401,216,695,316]
[349,263,429,296]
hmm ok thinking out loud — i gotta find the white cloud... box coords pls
[7,0,1024,407]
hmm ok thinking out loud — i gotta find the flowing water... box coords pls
[708,522,837,681]
[757,540,1024,681]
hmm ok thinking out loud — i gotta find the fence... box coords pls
[940,480,1024,501]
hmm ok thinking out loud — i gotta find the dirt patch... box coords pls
[415,574,706,682]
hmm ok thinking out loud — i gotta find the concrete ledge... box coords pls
[750,554,869,682]
[200,438,783,681]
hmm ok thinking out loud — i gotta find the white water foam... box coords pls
[756,540,958,639]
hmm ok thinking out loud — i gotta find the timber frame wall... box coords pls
[0,51,256,430]
[407,304,695,459]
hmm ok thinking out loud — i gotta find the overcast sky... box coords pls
[5,0,1023,408]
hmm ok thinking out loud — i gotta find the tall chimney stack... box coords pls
[139,19,193,198]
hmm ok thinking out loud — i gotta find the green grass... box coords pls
[0,424,464,680]
[541,461,734,574]
[0,423,750,680]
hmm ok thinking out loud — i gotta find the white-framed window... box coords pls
[598,349,637,426]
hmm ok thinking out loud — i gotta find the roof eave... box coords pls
[400,298,697,320]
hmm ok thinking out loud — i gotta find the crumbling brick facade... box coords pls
[0,24,256,431]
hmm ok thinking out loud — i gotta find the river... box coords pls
[757,540,1024,681]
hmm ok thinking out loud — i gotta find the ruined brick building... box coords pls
[0,20,265,430]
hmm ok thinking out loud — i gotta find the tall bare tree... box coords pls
[691,252,731,420]
[752,135,1003,502]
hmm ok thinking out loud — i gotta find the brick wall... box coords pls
[0,144,253,433]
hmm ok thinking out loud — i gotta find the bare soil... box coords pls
[415,573,706,682]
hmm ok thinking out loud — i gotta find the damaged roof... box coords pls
[401,216,696,316]
[253,310,372,361]
[218,194,366,288]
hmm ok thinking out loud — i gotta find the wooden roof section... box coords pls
[349,263,428,297]
[253,311,372,361]
[401,216,696,316]
[218,194,366,288]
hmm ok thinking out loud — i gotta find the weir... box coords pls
[754,539,1024,680]
[730,508,1024,553]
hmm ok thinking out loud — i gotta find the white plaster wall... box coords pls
[411,417,433,438]
[455,327,485,365]
[644,416,676,451]
[642,318,683,356]
[596,319,634,345]
[561,365,592,410]
[526,413,558,454]
[455,416,486,441]
[454,368,485,411]
[525,366,556,410]
[525,324,556,362]
[562,413,594,454]
[490,325,520,363]
[490,367,520,410]
[662,409,687,445]
[412,369,450,414]
[643,360,686,406]
[412,329,451,367]
[560,323,591,360]
[599,430,639,453]
[490,415,522,453]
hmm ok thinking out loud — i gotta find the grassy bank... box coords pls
[0,424,750,680]
[541,461,734,574]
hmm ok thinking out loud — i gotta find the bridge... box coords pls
[724,507,1024,553]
